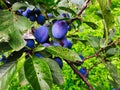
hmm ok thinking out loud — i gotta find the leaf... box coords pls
[0,61,17,90]
[58,6,76,15]
[106,62,120,88]
[12,2,27,11]
[45,46,82,62]
[0,42,12,54]
[24,56,53,90]
[108,28,116,39]
[106,48,117,55]
[34,45,45,52]
[83,21,98,30]
[0,10,31,51]
[97,0,115,30]
[44,58,64,85]
[9,30,26,51]
[88,35,100,49]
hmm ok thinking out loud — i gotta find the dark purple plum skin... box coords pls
[36,14,45,25]
[25,39,35,48]
[54,57,63,69]
[34,26,49,43]
[52,20,68,39]
[61,37,72,48]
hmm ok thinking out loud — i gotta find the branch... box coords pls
[65,60,94,90]
[84,38,120,60]
[77,0,91,16]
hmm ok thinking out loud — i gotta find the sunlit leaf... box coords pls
[45,46,82,62]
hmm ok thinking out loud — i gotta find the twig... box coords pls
[77,0,91,16]
[65,60,94,90]
[84,38,120,60]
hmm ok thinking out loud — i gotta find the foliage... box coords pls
[0,0,120,90]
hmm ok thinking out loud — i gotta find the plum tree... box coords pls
[52,20,69,39]
[34,26,49,43]
[54,57,63,69]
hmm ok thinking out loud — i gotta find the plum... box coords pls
[54,57,63,69]
[61,37,72,48]
[36,14,45,25]
[34,26,49,43]
[52,20,69,39]
[25,39,35,48]
[35,52,43,58]
[52,41,61,46]
[22,8,31,18]
[42,43,51,47]
[79,67,88,78]
[47,13,53,18]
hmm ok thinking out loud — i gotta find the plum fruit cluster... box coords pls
[18,8,52,25]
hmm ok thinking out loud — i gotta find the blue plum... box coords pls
[34,8,41,15]
[29,15,36,22]
[52,20,69,39]
[36,14,45,25]
[54,57,63,69]
[34,26,49,43]
[52,41,61,46]
[0,54,7,63]
[42,43,51,47]
[79,67,88,78]
[25,39,35,48]
[47,13,53,18]
[61,37,72,48]
[35,52,43,58]
[22,8,31,18]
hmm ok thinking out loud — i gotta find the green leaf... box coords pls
[9,30,26,51]
[0,42,12,54]
[0,61,17,90]
[24,56,53,90]
[34,45,45,52]
[83,21,98,30]
[88,35,100,49]
[45,46,82,62]
[0,10,32,51]
[97,0,115,30]
[12,2,27,11]
[44,58,64,85]
[58,6,76,15]
[106,48,117,55]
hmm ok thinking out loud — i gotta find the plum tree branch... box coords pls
[65,60,94,90]
[77,0,91,16]
[84,38,120,60]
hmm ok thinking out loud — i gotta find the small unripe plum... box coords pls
[25,39,35,48]
[61,37,72,48]
[34,26,49,43]
[36,14,45,25]
[54,57,63,69]
[52,20,68,39]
